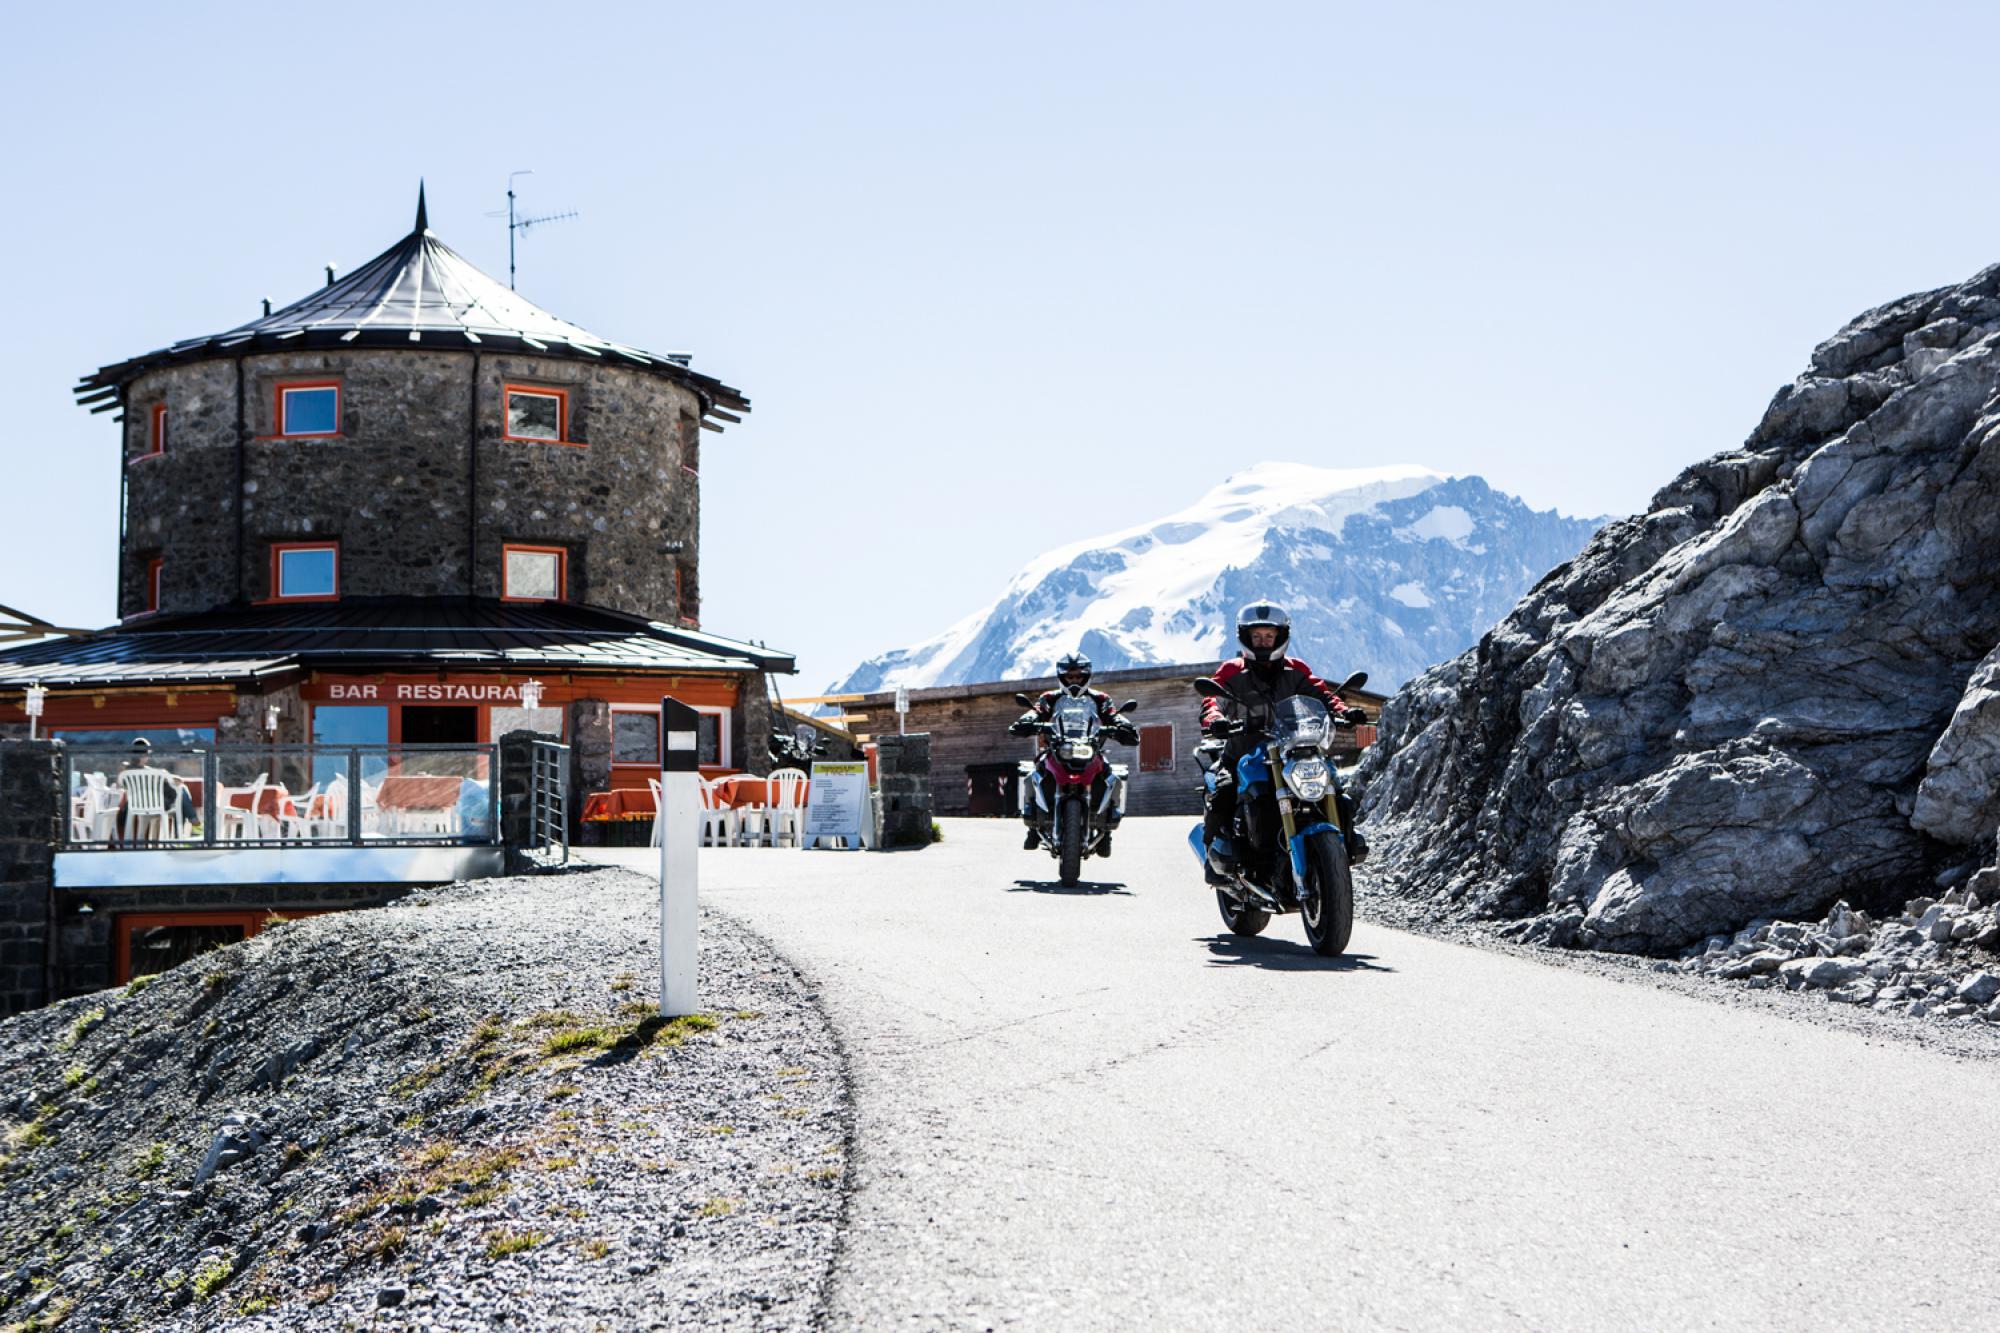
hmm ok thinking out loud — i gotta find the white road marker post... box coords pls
[659,696,701,1017]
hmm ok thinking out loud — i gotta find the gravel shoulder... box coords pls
[0,867,850,1332]
[1353,868,2000,1063]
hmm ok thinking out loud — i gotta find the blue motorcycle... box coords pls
[1188,674,1365,956]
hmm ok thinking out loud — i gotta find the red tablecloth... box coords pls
[376,775,463,811]
[712,777,809,809]
[582,789,657,822]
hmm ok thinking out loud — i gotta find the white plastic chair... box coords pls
[647,777,666,848]
[218,773,270,841]
[698,777,740,848]
[117,768,181,843]
[305,775,349,840]
[72,774,118,843]
[279,783,321,841]
[765,768,809,848]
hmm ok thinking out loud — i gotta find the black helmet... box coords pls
[1055,652,1092,695]
[1236,601,1291,662]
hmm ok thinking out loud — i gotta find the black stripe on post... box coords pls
[661,697,700,773]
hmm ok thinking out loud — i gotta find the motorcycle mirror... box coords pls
[1192,677,1228,699]
[1119,699,1139,714]
[1014,693,1034,708]
[1339,671,1369,695]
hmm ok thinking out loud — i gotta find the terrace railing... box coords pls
[59,744,501,851]
[525,738,571,868]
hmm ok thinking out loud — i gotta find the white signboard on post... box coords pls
[803,760,873,850]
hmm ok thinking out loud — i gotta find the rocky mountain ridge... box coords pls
[833,463,1602,693]
[1357,263,2000,961]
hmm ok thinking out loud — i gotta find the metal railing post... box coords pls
[348,748,363,845]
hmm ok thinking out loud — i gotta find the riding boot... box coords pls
[1203,789,1236,885]
[1023,824,1040,850]
[1336,790,1367,864]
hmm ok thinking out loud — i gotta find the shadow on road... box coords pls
[1009,878,1133,896]
[1201,935,1396,972]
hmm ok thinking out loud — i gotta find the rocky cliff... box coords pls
[1357,266,2000,955]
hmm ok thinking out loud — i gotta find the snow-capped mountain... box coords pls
[832,462,1604,693]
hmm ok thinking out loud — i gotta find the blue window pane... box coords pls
[279,548,337,597]
[311,705,389,787]
[282,386,338,435]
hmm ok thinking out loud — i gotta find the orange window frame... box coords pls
[501,544,567,602]
[135,403,167,460]
[502,384,573,444]
[114,909,329,984]
[275,380,342,438]
[270,541,340,602]
[145,558,163,614]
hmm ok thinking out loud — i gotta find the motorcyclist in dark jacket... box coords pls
[1009,652,1136,849]
[1199,602,1368,885]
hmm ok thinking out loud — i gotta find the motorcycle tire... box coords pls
[1058,795,1084,887]
[1216,890,1270,937]
[1300,828,1354,957]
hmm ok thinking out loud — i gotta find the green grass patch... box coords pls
[192,1255,234,1299]
[483,1227,544,1259]
[132,1142,168,1179]
[698,1196,738,1218]
[59,1006,107,1051]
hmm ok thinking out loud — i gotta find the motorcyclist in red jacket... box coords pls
[1200,602,1368,884]
[1009,651,1136,849]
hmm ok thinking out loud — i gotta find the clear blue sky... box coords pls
[7,1,1998,688]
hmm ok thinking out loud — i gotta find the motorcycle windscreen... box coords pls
[1271,695,1330,749]
[1051,698,1100,739]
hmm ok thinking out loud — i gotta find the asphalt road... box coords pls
[593,818,2000,1330]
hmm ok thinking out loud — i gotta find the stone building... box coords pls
[844,663,1385,819]
[0,189,790,995]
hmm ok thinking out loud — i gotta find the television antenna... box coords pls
[486,170,578,290]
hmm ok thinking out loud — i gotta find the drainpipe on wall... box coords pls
[114,385,128,616]
[467,351,481,596]
[233,356,247,603]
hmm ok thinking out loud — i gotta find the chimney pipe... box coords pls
[325,265,336,287]
[261,298,272,316]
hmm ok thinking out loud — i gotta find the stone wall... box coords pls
[873,733,933,849]
[0,742,58,1015]
[120,351,703,624]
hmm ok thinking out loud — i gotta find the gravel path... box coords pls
[0,867,849,1331]
[594,817,2000,1331]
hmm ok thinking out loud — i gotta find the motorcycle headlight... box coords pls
[1063,741,1095,761]
[1287,758,1329,801]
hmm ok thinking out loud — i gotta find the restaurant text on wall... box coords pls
[311,683,536,703]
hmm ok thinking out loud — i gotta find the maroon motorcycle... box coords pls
[1014,691,1139,885]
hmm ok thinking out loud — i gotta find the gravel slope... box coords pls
[0,867,849,1332]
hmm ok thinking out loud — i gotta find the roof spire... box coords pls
[415,180,428,233]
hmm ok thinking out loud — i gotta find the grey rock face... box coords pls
[1360,264,2000,951]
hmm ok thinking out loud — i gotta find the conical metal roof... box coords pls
[75,187,748,428]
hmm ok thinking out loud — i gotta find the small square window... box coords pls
[505,387,565,442]
[147,404,168,456]
[697,714,723,767]
[503,546,564,601]
[274,544,338,599]
[280,384,340,436]
[612,710,660,766]
[1139,723,1176,773]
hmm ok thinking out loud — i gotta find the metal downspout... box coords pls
[233,356,247,603]
[467,351,481,596]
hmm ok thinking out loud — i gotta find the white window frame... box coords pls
[279,384,341,437]
[504,387,566,442]
[609,702,731,769]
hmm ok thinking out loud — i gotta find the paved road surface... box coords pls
[593,818,2000,1330]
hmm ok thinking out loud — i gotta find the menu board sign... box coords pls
[803,761,872,850]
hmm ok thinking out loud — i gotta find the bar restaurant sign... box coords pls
[305,681,534,702]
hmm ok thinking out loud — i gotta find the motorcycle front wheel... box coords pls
[1058,795,1084,886]
[1300,829,1354,956]
[1216,891,1270,936]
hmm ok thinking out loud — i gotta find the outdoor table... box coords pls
[712,777,810,809]
[374,775,463,813]
[582,788,658,822]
